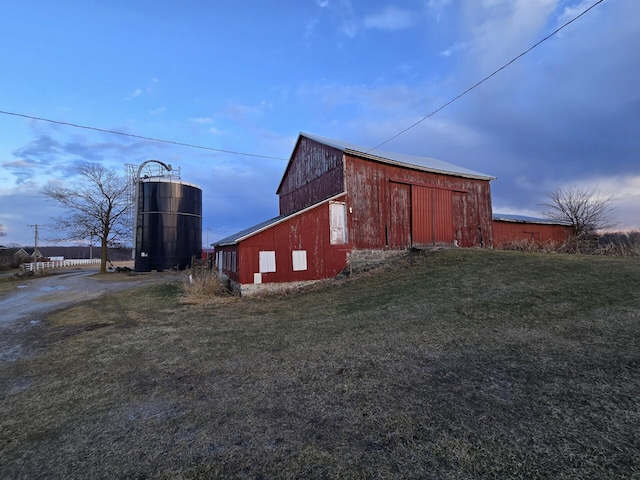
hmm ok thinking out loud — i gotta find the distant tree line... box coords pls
[596,231,640,256]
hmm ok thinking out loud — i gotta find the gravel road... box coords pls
[0,269,144,325]
[0,268,184,361]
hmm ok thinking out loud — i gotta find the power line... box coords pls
[1,0,604,160]
[0,109,288,161]
[367,0,605,152]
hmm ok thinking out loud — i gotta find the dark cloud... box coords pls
[394,0,640,223]
[11,135,61,165]
[189,157,283,242]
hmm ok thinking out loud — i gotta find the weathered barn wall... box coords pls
[217,197,350,286]
[277,137,345,215]
[344,155,493,248]
[493,220,569,246]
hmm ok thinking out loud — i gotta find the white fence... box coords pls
[24,258,101,271]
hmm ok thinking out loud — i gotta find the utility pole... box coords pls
[27,224,41,259]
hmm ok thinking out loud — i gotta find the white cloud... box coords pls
[558,0,597,24]
[190,117,214,124]
[440,41,471,57]
[222,101,272,120]
[304,17,318,41]
[577,175,640,230]
[426,0,452,22]
[297,78,448,121]
[428,0,451,7]
[2,159,35,169]
[329,0,358,38]
[317,0,329,7]
[125,88,142,100]
[341,20,358,38]
[363,6,414,31]
[125,78,160,101]
[463,0,558,68]
[149,106,166,115]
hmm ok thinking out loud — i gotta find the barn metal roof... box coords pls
[493,213,571,225]
[213,214,287,247]
[299,132,496,181]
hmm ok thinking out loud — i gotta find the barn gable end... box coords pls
[277,136,345,216]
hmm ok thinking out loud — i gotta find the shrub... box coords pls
[596,230,640,257]
[181,268,234,304]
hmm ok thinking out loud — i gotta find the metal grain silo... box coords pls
[132,160,202,272]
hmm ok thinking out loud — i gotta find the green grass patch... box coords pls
[1,249,639,478]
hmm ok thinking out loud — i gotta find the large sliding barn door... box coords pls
[411,185,454,246]
[389,182,455,248]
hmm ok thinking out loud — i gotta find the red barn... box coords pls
[492,214,571,247]
[214,133,495,294]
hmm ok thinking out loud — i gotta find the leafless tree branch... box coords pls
[42,163,132,273]
[540,185,617,252]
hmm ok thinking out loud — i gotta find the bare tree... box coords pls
[0,224,5,238]
[541,185,617,252]
[42,164,131,273]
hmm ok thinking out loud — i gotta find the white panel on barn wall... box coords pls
[259,251,276,273]
[254,273,262,284]
[292,250,308,271]
[330,202,347,245]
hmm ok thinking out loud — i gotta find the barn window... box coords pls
[259,251,276,273]
[231,251,237,272]
[292,250,307,271]
[330,201,347,245]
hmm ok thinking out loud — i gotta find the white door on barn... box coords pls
[329,201,347,245]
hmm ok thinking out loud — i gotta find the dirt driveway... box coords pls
[0,266,185,361]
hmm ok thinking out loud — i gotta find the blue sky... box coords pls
[1,0,638,247]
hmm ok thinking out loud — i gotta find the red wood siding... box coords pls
[411,186,454,246]
[388,182,411,248]
[222,198,350,285]
[493,220,570,246]
[277,137,345,215]
[345,156,493,248]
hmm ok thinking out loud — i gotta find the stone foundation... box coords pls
[345,248,409,275]
[238,279,322,297]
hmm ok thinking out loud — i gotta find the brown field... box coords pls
[1,249,639,478]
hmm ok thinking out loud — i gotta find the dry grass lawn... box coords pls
[1,249,639,479]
